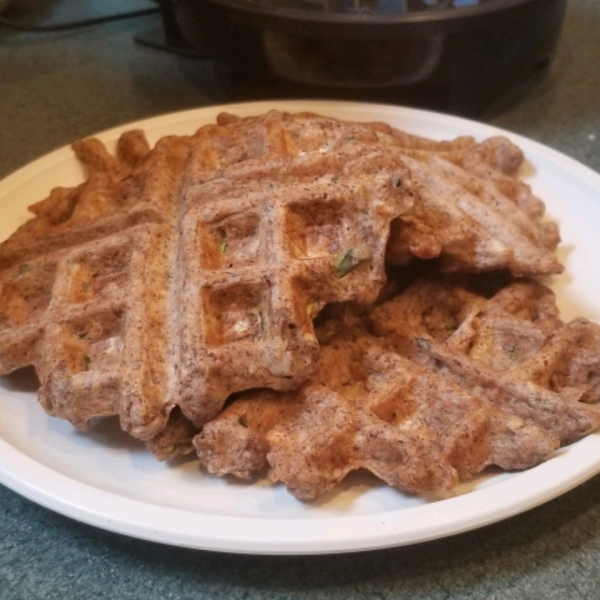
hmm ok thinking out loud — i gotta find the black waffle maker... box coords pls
[154,0,567,114]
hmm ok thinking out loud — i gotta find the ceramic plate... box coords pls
[1,100,600,555]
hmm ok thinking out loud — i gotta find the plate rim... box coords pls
[2,99,600,555]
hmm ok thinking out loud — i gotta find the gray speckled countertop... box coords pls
[1,1,600,599]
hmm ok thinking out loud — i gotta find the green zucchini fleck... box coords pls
[334,246,371,278]
[415,337,432,350]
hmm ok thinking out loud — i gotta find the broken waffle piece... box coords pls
[371,277,600,445]
[145,408,199,461]
[212,111,561,276]
[266,381,458,502]
[265,349,557,501]
[195,310,379,479]
[195,286,567,501]
[383,150,561,275]
[195,388,302,479]
[362,353,557,476]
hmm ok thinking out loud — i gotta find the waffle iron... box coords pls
[162,0,567,114]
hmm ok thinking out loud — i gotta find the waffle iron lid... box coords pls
[204,0,531,22]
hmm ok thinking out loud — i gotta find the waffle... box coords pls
[266,352,557,501]
[176,133,414,427]
[213,111,562,276]
[383,149,561,275]
[0,111,417,443]
[0,134,190,442]
[371,277,600,445]
[195,277,600,501]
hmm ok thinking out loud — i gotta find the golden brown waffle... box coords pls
[383,149,561,274]
[266,351,557,501]
[0,111,416,443]
[213,111,562,276]
[371,278,600,445]
[195,277,600,501]
[0,134,190,442]
[177,147,414,425]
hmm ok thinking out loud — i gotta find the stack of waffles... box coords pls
[1,110,597,501]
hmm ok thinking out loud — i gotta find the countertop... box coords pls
[1,1,600,598]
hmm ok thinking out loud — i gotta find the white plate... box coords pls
[2,100,600,555]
